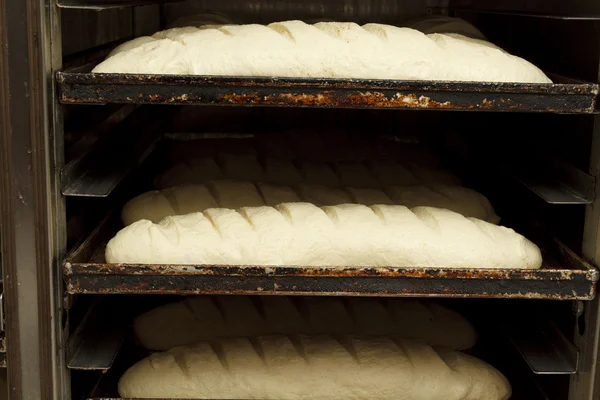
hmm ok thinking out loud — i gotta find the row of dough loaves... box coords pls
[154,154,461,189]
[93,20,550,84]
[106,203,542,268]
[133,295,477,351]
[118,334,511,400]
[121,180,500,226]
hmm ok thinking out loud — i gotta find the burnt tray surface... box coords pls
[56,66,599,113]
[64,214,598,299]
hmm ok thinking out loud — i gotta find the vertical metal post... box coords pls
[572,112,600,399]
[0,0,67,399]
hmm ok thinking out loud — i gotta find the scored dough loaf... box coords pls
[120,180,499,226]
[154,156,224,189]
[94,20,550,84]
[154,154,461,190]
[133,296,477,351]
[386,184,500,224]
[107,203,541,269]
[118,334,511,400]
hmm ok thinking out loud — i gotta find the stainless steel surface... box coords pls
[0,293,6,334]
[453,8,600,19]
[517,177,593,204]
[510,320,579,375]
[61,8,133,57]
[0,0,69,398]
[66,298,127,371]
[450,0,600,17]
[572,114,600,399]
[62,107,167,197]
[516,158,595,204]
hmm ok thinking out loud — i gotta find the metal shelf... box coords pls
[56,67,599,113]
[67,298,128,371]
[64,213,599,299]
[57,0,178,10]
[453,8,600,20]
[509,319,578,375]
[61,107,176,198]
[514,157,595,205]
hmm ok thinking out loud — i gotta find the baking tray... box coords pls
[56,66,599,113]
[64,213,599,299]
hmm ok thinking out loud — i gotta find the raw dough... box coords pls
[133,296,477,351]
[257,183,302,206]
[118,334,511,400]
[121,180,498,225]
[153,156,224,189]
[153,151,462,190]
[94,20,550,84]
[106,203,541,269]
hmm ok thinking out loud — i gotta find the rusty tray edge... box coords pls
[62,213,599,300]
[56,70,599,113]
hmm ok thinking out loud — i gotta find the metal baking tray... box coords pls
[64,213,599,299]
[56,66,599,113]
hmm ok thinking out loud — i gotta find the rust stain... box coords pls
[58,88,595,113]
[219,91,461,109]
[345,92,455,109]
[221,92,335,106]
[72,262,580,281]
[64,259,597,300]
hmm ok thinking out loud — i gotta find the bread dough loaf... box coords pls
[298,161,341,186]
[205,180,265,209]
[155,157,460,190]
[133,296,477,351]
[334,161,379,187]
[386,184,500,224]
[121,180,498,225]
[153,156,224,189]
[153,150,462,190]
[106,203,541,269]
[296,184,353,205]
[94,20,550,84]
[346,187,395,205]
[118,334,511,400]
[257,183,301,206]
[218,153,265,182]
[263,158,303,185]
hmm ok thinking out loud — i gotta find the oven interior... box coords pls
[52,1,600,399]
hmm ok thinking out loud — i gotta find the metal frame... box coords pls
[571,114,600,399]
[1,1,600,399]
[0,0,68,399]
[56,70,599,113]
[63,213,599,299]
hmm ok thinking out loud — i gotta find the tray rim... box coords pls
[63,212,600,299]
[56,70,600,95]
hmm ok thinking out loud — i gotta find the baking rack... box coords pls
[56,66,599,113]
[63,213,599,299]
